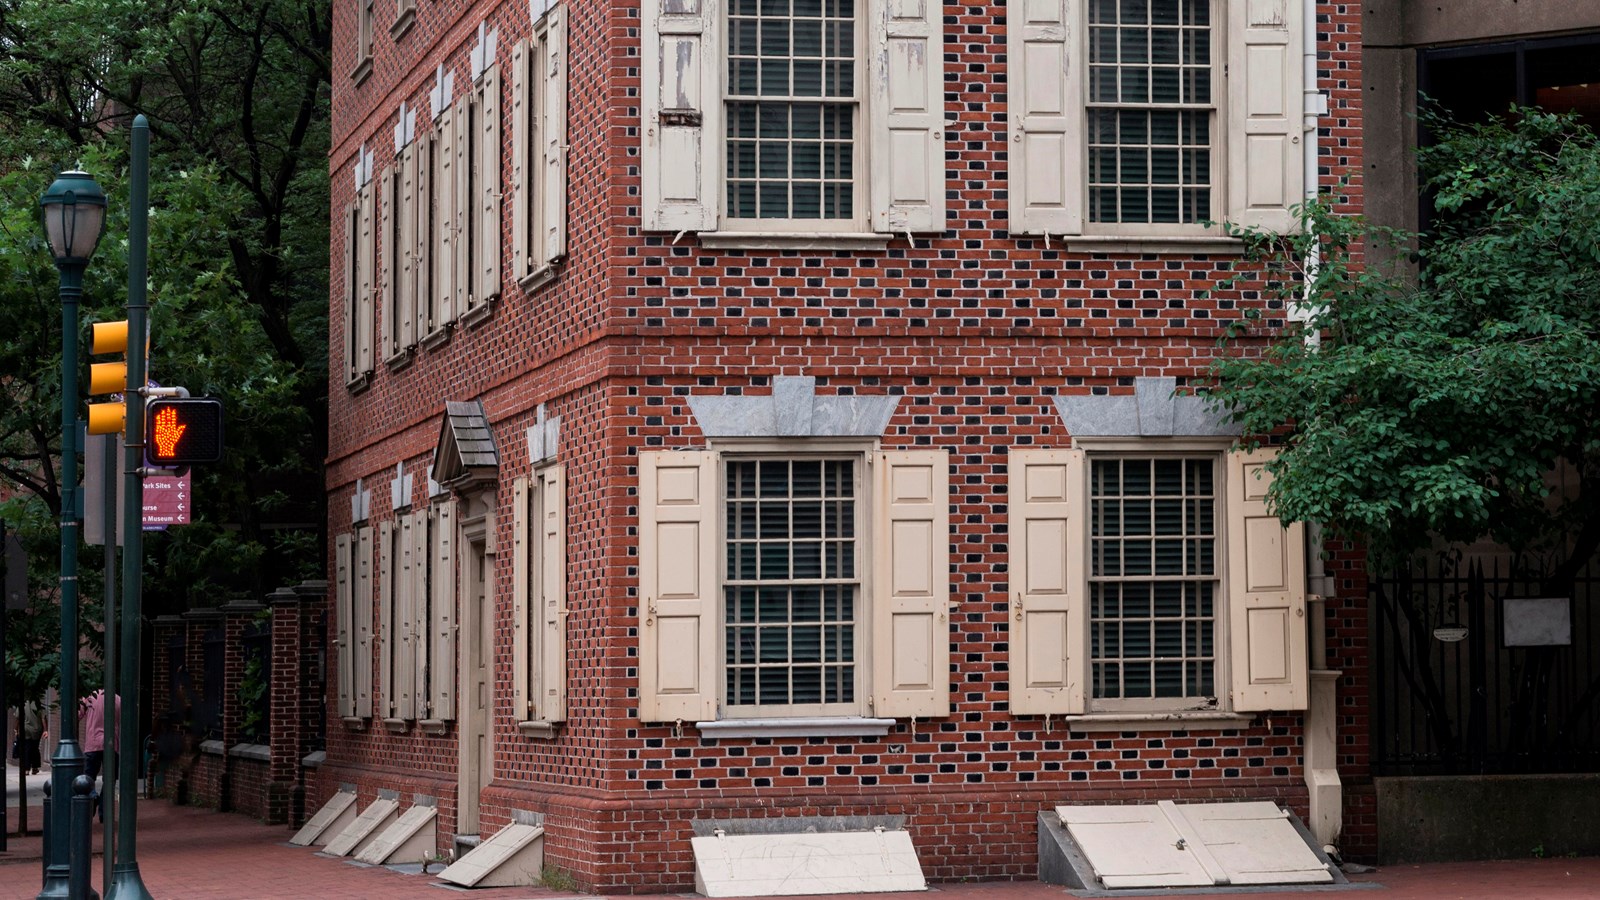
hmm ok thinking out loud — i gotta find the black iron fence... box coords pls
[1371,554,1600,775]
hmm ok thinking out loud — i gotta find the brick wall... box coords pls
[322,0,1370,889]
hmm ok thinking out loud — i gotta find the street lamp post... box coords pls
[38,170,107,900]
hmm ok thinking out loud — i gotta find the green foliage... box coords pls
[1208,108,1600,584]
[237,648,267,743]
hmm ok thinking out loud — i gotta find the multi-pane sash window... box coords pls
[725,0,860,224]
[1086,0,1215,225]
[1089,456,1218,704]
[723,458,857,710]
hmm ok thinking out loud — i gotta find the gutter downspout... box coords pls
[1297,0,1343,854]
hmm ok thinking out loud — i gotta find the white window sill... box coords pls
[697,232,893,252]
[1062,712,1255,732]
[519,260,562,293]
[517,720,559,739]
[420,327,451,350]
[345,373,371,395]
[384,349,414,372]
[389,9,416,41]
[382,717,410,733]
[341,715,368,731]
[1011,233,1247,255]
[418,718,449,735]
[696,717,896,739]
[350,57,373,87]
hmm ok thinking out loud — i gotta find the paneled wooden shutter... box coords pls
[539,464,567,722]
[335,532,354,716]
[354,525,374,718]
[870,0,945,233]
[1008,449,1086,715]
[451,92,473,317]
[398,146,418,353]
[1007,0,1082,236]
[378,519,395,715]
[343,205,359,384]
[510,39,530,281]
[640,0,720,232]
[540,7,568,265]
[431,499,457,719]
[511,474,532,719]
[396,511,417,719]
[871,450,950,718]
[380,165,396,360]
[477,64,502,304]
[409,509,430,717]
[412,139,432,341]
[637,451,718,722]
[355,185,375,376]
[1226,0,1304,232]
[1226,449,1308,711]
[434,110,457,330]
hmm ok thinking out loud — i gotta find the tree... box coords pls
[1209,108,1600,594]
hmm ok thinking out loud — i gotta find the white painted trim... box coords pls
[697,717,895,739]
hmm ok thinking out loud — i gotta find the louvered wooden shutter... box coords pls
[1008,449,1086,715]
[871,450,950,718]
[870,0,946,233]
[640,0,720,232]
[1226,449,1308,711]
[1007,0,1082,236]
[396,511,417,719]
[431,500,457,719]
[540,7,568,265]
[335,532,354,717]
[452,93,472,317]
[378,519,395,715]
[343,205,359,384]
[510,39,530,281]
[540,464,567,722]
[511,474,532,719]
[354,525,374,718]
[412,139,432,341]
[477,64,502,304]
[434,111,457,330]
[399,146,418,352]
[637,451,718,722]
[1226,0,1304,232]
[356,185,375,376]
[410,509,430,717]
[380,165,396,359]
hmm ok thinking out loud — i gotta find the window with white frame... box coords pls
[353,0,375,83]
[637,447,949,723]
[1009,0,1306,239]
[640,0,944,242]
[1008,446,1308,719]
[511,5,569,286]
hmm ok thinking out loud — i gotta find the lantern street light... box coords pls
[39,170,107,900]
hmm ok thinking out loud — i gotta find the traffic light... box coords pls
[144,398,224,465]
[86,320,131,434]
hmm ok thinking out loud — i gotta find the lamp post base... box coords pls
[37,739,86,900]
[107,863,154,900]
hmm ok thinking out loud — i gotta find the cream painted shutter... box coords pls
[396,511,417,719]
[510,39,530,281]
[356,185,375,376]
[343,205,359,384]
[477,64,502,304]
[1008,449,1086,715]
[871,450,950,718]
[380,165,396,360]
[378,519,395,715]
[399,146,418,352]
[1007,0,1082,236]
[355,525,374,718]
[452,93,472,317]
[431,500,458,719]
[434,112,457,330]
[637,451,718,722]
[335,532,354,717]
[1226,0,1304,232]
[540,7,568,265]
[870,0,945,233]
[640,0,720,232]
[410,509,430,716]
[511,474,532,719]
[539,464,567,722]
[1226,449,1308,711]
[412,139,432,341]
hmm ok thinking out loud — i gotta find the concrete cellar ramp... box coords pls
[355,803,439,866]
[438,822,545,888]
[289,789,358,847]
[691,827,927,897]
[322,796,400,858]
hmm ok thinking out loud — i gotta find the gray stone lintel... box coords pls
[689,376,900,439]
[1054,376,1239,439]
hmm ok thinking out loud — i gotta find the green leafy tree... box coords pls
[1209,108,1600,594]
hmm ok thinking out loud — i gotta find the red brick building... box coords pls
[324,0,1368,890]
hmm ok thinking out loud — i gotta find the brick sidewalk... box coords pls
[1,799,1597,899]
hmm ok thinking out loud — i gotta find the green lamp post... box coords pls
[39,169,107,900]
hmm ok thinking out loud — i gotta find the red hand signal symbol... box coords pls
[153,406,187,458]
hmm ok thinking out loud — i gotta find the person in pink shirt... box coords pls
[80,689,118,820]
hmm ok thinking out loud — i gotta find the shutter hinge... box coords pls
[660,109,702,127]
